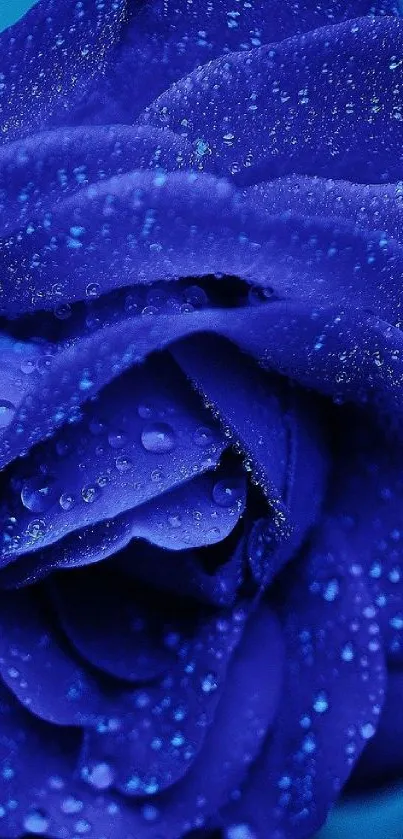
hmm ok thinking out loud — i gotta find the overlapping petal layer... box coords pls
[0,1,402,838]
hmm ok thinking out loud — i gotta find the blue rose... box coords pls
[0,1,402,838]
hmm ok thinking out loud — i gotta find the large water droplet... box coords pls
[108,430,127,449]
[81,484,101,504]
[226,824,256,839]
[59,493,76,511]
[27,519,46,539]
[23,808,50,834]
[193,426,214,447]
[201,672,218,694]
[0,400,16,429]
[86,761,114,790]
[141,422,176,454]
[212,477,244,508]
[21,476,56,512]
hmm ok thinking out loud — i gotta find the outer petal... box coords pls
[0,125,193,237]
[0,605,283,839]
[221,530,386,838]
[351,670,403,787]
[70,0,400,125]
[1,171,402,316]
[142,17,403,186]
[0,0,127,143]
[313,410,403,665]
[246,178,403,244]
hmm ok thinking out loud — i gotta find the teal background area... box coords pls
[0,0,39,32]
[1,1,403,838]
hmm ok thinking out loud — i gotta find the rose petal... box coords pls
[173,334,328,584]
[221,529,386,838]
[314,410,403,666]
[246,178,403,243]
[2,300,402,475]
[142,17,403,186]
[351,669,403,787]
[0,354,228,560]
[0,605,283,839]
[0,125,193,237]
[70,0,399,125]
[2,170,402,316]
[0,0,127,143]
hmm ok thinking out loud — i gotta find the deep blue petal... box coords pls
[69,0,400,125]
[0,354,231,560]
[221,528,386,838]
[0,0,127,143]
[141,17,403,186]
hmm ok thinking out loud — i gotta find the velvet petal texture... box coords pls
[0,0,127,143]
[0,601,284,839]
[68,0,401,126]
[0,0,402,837]
[142,17,403,186]
[221,529,386,838]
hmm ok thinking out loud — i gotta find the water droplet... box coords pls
[61,796,84,815]
[108,430,127,449]
[59,493,76,511]
[27,519,46,539]
[23,808,50,834]
[115,455,132,472]
[193,426,214,447]
[86,762,114,790]
[360,722,376,740]
[81,484,101,504]
[138,403,153,419]
[184,285,208,308]
[226,825,256,839]
[54,303,72,320]
[212,477,244,508]
[89,419,106,436]
[201,672,218,694]
[141,422,176,453]
[20,358,36,375]
[21,476,56,512]
[0,400,16,429]
[313,691,329,714]
[86,282,100,298]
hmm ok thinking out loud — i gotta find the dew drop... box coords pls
[360,722,376,740]
[115,455,132,473]
[61,796,84,815]
[59,493,76,511]
[138,403,153,419]
[86,761,114,790]
[108,430,127,449]
[27,519,46,539]
[54,303,72,320]
[141,422,176,453]
[86,282,100,298]
[81,484,101,504]
[193,426,214,447]
[212,477,244,508]
[0,400,16,429]
[313,691,329,714]
[21,476,56,512]
[226,825,256,839]
[20,358,36,375]
[23,808,50,834]
[201,672,218,694]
